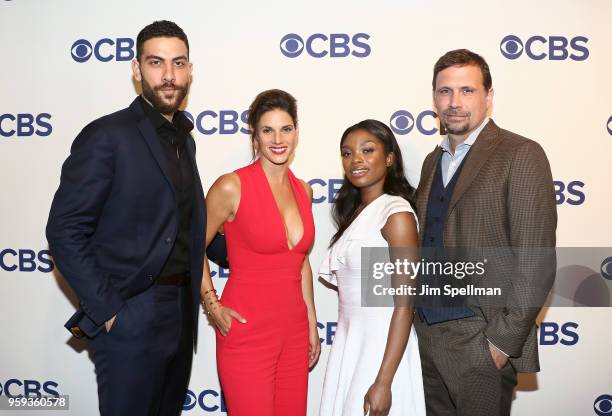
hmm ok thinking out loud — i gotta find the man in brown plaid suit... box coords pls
[413,49,557,415]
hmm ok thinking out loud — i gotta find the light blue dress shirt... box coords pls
[439,117,490,186]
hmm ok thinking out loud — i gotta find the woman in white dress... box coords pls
[319,119,425,416]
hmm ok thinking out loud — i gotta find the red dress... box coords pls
[216,160,315,415]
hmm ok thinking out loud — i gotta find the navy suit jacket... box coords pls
[47,97,223,339]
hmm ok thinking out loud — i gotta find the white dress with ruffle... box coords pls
[318,194,426,416]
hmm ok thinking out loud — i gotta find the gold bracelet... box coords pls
[200,301,214,311]
[203,291,218,301]
[201,297,218,308]
[202,288,217,297]
[204,300,221,316]
[204,293,219,303]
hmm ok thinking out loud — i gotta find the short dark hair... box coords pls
[247,89,298,141]
[432,49,492,91]
[136,20,189,61]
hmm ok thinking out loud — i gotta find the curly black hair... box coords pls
[136,20,189,61]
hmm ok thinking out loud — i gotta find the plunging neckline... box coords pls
[255,160,305,252]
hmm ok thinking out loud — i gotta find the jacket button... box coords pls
[165,237,172,244]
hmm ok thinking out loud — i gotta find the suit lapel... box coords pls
[184,136,205,249]
[130,98,175,195]
[184,137,204,197]
[447,120,501,216]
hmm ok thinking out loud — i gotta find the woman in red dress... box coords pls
[200,89,320,415]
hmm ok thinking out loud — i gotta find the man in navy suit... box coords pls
[46,21,225,415]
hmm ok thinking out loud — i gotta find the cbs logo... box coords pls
[595,394,612,416]
[389,110,438,136]
[317,321,338,345]
[601,257,612,281]
[71,38,135,63]
[607,115,612,136]
[280,33,371,58]
[308,178,344,204]
[0,249,54,273]
[183,110,248,135]
[183,389,227,412]
[0,379,59,397]
[500,35,589,61]
[538,321,579,346]
[0,113,52,138]
[554,180,585,206]
[209,264,230,279]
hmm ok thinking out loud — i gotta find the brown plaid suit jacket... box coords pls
[415,119,557,372]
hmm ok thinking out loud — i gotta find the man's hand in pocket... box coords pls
[105,314,117,333]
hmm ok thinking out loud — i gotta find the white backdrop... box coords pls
[1,0,611,415]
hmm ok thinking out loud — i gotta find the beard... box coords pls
[141,77,189,115]
[441,109,471,135]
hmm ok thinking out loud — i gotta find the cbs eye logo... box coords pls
[183,390,197,410]
[499,35,524,59]
[594,394,612,416]
[607,115,612,136]
[280,34,304,58]
[601,257,612,281]
[71,39,93,63]
[279,33,371,58]
[183,389,226,412]
[389,110,438,136]
[500,35,589,61]
[71,38,135,63]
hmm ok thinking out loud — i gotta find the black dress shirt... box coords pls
[139,96,195,278]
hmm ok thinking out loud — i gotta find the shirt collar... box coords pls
[138,95,194,134]
[440,117,490,154]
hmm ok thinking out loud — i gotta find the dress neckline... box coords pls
[255,159,306,252]
[333,193,388,246]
